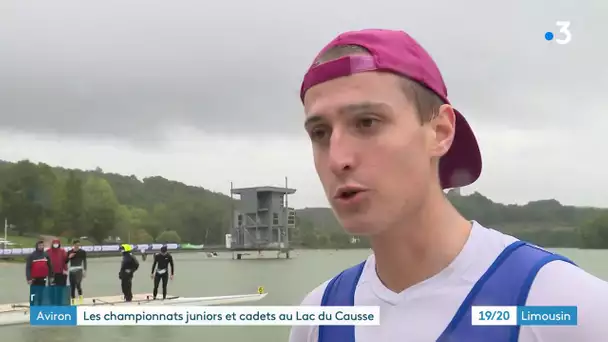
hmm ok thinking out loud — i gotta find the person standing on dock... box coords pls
[150,245,174,300]
[48,239,68,286]
[140,245,148,261]
[119,244,139,302]
[25,240,53,305]
[47,239,69,305]
[66,239,87,305]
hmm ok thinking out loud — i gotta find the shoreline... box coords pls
[0,249,211,264]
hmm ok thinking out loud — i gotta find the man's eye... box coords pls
[310,127,329,141]
[357,117,379,129]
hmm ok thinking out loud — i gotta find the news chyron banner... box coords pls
[30,305,381,326]
[471,306,578,326]
[28,302,578,327]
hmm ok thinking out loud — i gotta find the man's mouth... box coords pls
[339,190,359,199]
[334,186,367,200]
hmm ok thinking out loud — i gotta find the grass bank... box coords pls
[2,235,94,247]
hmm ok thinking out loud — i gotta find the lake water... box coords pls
[1,248,607,342]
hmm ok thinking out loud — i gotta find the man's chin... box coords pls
[339,218,382,237]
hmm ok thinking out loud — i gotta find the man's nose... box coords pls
[328,130,358,176]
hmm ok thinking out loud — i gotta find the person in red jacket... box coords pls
[47,239,68,286]
[47,239,69,305]
[25,241,53,305]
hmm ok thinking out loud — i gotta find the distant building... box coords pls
[230,186,296,259]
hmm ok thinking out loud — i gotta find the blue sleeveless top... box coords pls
[318,240,575,342]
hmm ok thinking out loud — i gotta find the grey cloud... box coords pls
[0,0,605,142]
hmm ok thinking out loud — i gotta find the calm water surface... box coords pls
[1,248,606,342]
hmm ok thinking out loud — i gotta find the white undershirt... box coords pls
[289,221,608,342]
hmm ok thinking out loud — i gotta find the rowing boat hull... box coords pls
[1,310,28,326]
[0,292,268,326]
[138,293,268,306]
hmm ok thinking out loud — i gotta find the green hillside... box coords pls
[0,159,607,249]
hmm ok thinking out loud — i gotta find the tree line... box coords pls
[0,160,229,245]
[291,191,608,249]
[1,159,607,249]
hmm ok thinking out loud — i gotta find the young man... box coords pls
[66,239,87,304]
[118,244,139,302]
[150,245,174,300]
[25,241,53,306]
[289,29,608,342]
[47,239,68,305]
[48,239,68,286]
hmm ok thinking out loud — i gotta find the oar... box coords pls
[91,298,116,306]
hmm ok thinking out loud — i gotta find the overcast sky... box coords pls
[1,0,606,209]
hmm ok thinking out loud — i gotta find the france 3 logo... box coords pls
[545,21,571,45]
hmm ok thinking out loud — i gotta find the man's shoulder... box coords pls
[289,258,373,342]
[299,279,331,306]
[288,279,331,342]
[525,259,608,340]
[530,258,607,295]
[298,257,373,306]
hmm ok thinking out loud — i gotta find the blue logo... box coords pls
[30,306,77,326]
[545,21,572,44]
[517,306,577,326]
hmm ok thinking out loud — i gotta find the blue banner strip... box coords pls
[30,306,77,326]
[517,306,577,326]
[30,286,71,306]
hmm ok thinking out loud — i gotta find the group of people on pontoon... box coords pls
[25,240,174,304]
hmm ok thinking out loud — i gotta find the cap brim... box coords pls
[439,109,482,189]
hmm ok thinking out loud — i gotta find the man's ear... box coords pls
[429,104,456,157]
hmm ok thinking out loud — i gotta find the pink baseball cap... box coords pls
[300,29,482,189]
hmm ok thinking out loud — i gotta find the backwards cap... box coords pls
[300,29,482,189]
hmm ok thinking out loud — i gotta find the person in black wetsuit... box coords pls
[150,245,174,300]
[118,244,139,302]
[66,239,87,304]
